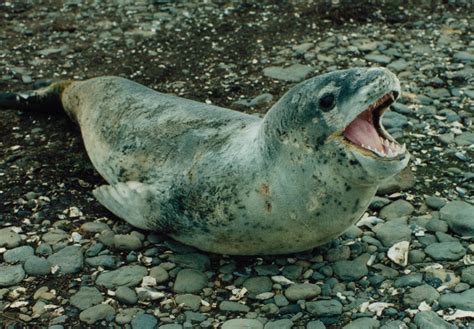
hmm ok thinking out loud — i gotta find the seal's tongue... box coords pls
[343,110,383,152]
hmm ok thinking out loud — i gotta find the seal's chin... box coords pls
[342,92,406,160]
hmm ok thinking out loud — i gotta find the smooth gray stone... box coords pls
[461,266,474,285]
[70,286,104,310]
[365,54,392,64]
[113,234,142,251]
[0,228,22,248]
[219,301,250,313]
[439,288,474,311]
[284,283,321,301]
[425,196,447,210]
[96,265,147,289]
[333,256,368,281]
[85,255,117,268]
[306,299,343,316]
[243,276,273,295]
[374,221,411,247]
[307,320,326,329]
[263,64,313,82]
[403,284,440,306]
[264,319,293,329]
[24,256,51,275]
[3,245,34,264]
[382,111,408,129]
[81,222,110,233]
[425,242,466,261]
[379,199,414,219]
[116,286,138,305]
[173,269,208,294]
[175,294,201,311]
[47,245,84,274]
[380,320,407,329]
[439,201,474,236]
[131,314,158,329]
[79,304,115,324]
[414,310,456,329]
[149,266,170,283]
[0,264,25,287]
[222,319,263,329]
[343,317,379,329]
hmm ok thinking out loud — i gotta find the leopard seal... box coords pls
[0,67,409,255]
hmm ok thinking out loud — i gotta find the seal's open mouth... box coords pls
[343,92,406,158]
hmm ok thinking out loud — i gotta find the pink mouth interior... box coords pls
[343,109,386,153]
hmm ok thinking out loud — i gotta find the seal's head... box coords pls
[264,67,409,185]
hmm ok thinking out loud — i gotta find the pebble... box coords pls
[176,294,201,311]
[373,220,411,247]
[380,320,407,329]
[439,201,474,236]
[342,317,379,329]
[333,257,368,281]
[70,286,104,310]
[0,228,22,248]
[115,307,144,325]
[439,288,474,311]
[3,245,34,263]
[263,64,313,82]
[306,320,326,329]
[424,241,466,261]
[114,234,143,251]
[81,222,110,233]
[461,266,474,285]
[173,269,208,294]
[222,319,263,329]
[365,54,392,64]
[24,256,51,275]
[306,299,342,316]
[116,286,138,305]
[379,200,414,219]
[425,196,447,210]
[85,255,117,268]
[96,265,147,289]
[219,301,250,313]
[47,245,84,274]
[243,276,273,295]
[79,304,115,324]
[0,264,25,287]
[149,266,170,283]
[168,253,210,271]
[284,283,321,301]
[403,284,440,306]
[131,314,158,329]
[414,311,456,329]
[264,319,293,329]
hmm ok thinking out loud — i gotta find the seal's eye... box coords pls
[319,94,335,111]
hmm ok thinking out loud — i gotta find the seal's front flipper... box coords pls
[93,181,164,230]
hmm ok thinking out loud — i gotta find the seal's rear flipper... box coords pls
[0,81,72,112]
[93,182,164,231]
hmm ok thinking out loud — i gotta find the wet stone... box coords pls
[403,284,440,306]
[439,201,474,236]
[222,319,263,329]
[79,304,115,325]
[114,234,142,251]
[168,253,210,271]
[70,286,104,310]
[461,266,474,285]
[263,64,313,82]
[149,266,170,283]
[306,299,343,316]
[175,294,201,311]
[439,288,474,311]
[243,276,273,295]
[414,311,456,329]
[173,269,208,294]
[425,242,466,261]
[380,320,407,329]
[24,256,51,275]
[307,320,326,329]
[365,54,392,64]
[0,228,22,248]
[3,245,34,264]
[131,313,158,329]
[425,196,447,210]
[0,264,25,287]
[333,258,368,281]
[81,222,110,233]
[219,301,250,313]
[394,273,423,288]
[47,245,84,274]
[284,283,321,301]
[96,265,147,289]
[343,317,379,329]
[264,319,293,329]
[116,286,138,305]
[85,255,117,268]
[373,220,411,247]
[379,199,414,219]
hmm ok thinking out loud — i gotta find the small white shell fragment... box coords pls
[444,310,474,321]
[71,232,82,242]
[418,301,431,311]
[229,287,247,301]
[256,292,275,300]
[368,302,395,316]
[141,276,157,287]
[271,276,294,285]
[388,241,409,266]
